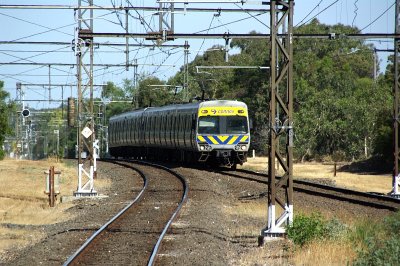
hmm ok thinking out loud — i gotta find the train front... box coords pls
[196,100,250,168]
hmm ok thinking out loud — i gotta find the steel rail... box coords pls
[64,159,189,265]
[63,161,148,266]
[128,160,189,266]
[237,168,400,204]
[217,168,400,211]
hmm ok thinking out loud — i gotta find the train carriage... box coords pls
[108,100,250,168]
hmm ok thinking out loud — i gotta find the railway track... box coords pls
[64,159,188,266]
[216,168,400,212]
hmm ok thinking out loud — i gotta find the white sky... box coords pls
[0,0,395,108]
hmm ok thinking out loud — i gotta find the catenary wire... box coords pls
[296,0,340,28]
[295,0,323,27]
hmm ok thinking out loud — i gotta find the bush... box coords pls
[353,236,400,266]
[353,212,400,265]
[324,218,348,240]
[286,213,326,247]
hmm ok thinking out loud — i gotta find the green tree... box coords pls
[137,75,173,107]
[0,81,13,159]
[293,19,387,160]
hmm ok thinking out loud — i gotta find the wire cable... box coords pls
[296,0,339,28]
[195,12,265,34]
[352,0,359,27]
[234,3,269,29]
[358,2,395,33]
[195,15,216,60]
[0,12,73,37]
[295,0,323,27]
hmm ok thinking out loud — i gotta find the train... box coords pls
[108,100,250,168]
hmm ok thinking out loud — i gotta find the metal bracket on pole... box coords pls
[260,0,294,244]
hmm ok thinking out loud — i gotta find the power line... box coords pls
[359,2,395,32]
[0,12,73,37]
[295,0,323,27]
[352,0,359,27]
[296,0,339,28]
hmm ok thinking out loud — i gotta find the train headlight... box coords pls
[199,144,212,151]
[235,145,247,151]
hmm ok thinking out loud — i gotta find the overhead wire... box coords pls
[195,12,265,34]
[295,0,324,27]
[195,15,216,60]
[352,0,359,27]
[296,0,340,28]
[0,12,73,37]
[234,3,269,29]
[358,2,395,33]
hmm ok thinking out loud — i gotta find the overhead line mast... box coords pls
[393,0,400,198]
[74,0,97,197]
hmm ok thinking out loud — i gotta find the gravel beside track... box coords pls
[3,161,394,265]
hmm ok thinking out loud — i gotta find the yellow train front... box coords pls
[195,100,250,168]
[108,100,250,168]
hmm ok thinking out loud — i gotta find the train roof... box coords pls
[199,100,247,108]
[109,100,247,122]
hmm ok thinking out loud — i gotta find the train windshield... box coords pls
[198,116,248,134]
[198,116,220,134]
[226,116,248,134]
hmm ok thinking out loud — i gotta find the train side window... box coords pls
[136,116,139,142]
[149,116,154,138]
[134,118,137,142]
[130,118,134,143]
[123,120,127,143]
[117,122,120,140]
[117,121,121,141]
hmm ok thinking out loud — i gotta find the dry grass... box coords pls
[290,239,356,265]
[0,158,111,261]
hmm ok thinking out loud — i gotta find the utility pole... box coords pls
[260,0,294,242]
[393,0,400,198]
[74,0,97,197]
[16,82,23,159]
[183,40,189,102]
[134,58,138,108]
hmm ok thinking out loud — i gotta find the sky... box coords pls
[0,0,396,109]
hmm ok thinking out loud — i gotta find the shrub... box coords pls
[353,236,400,266]
[286,213,326,247]
[324,218,348,240]
[353,212,400,265]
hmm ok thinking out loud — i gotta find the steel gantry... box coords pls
[74,0,97,197]
[393,0,400,198]
[260,0,294,241]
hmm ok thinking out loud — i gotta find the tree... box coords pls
[137,75,173,107]
[293,19,387,161]
[0,81,13,159]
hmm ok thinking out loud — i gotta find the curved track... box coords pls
[64,160,188,266]
[217,168,400,211]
